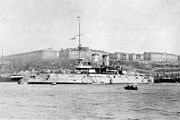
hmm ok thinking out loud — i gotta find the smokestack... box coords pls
[92,54,99,65]
[102,54,109,66]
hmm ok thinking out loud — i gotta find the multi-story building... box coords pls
[178,56,180,62]
[68,47,92,61]
[126,53,129,61]
[136,54,143,61]
[5,48,59,61]
[120,53,127,61]
[164,53,178,63]
[110,52,144,61]
[108,51,179,63]
[109,52,129,61]
[129,53,136,61]
[143,52,150,61]
[42,48,59,60]
[59,47,108,62]
[143,52,178,63]
[109,52,121,61]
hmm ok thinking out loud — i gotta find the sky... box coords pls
[0,0,180,55]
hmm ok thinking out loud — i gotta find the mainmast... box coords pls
[77,16,82,58]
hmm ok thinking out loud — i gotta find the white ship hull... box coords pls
[27,74,154,84]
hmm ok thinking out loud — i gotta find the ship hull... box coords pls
[159,78,176,83]
[154,78,180,83]
[0,76,24,82]
[0,77,12,82]
[27,74,153,84]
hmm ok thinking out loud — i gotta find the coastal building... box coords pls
[129,53,136,61]
[110,52,145,61]
[141,54,144,60]
[126,53,129,61]
[5,48,59,61]
[59,47,108,62]
[143,52,178,63]
[109,52,129,61]
[106,51,179,63]
[178,56,180,62]
[109,52,121,61]
[42,48,59,60]
[143,52,150,61]
[68,47,92,61]
[136,54,143,61]
[120,53,127,61]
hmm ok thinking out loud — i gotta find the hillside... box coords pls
[0,57,76,73]
[1,56,180,75]
[111,60,180,72]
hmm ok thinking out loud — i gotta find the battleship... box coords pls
[26,52,154,84]
[27,66,154,85]
[25,16,154,85]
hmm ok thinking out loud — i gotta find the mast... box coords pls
[77,16,82,59]
[77,16,83,65]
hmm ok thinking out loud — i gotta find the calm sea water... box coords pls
[0,83,180,120]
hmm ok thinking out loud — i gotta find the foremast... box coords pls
[77,16,83,65]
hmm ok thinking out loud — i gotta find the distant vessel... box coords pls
[0,39,24,82]
[154,72,180,83]
[27,16,154,85]
[0,74,24,82]
[154,77,180,83]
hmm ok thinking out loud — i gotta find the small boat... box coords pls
[124,85,138,90]
[50,82,57,85]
